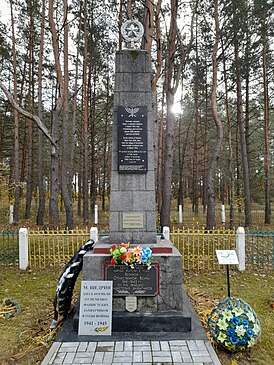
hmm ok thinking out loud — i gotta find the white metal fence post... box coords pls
[163,226,170,241]
[179,205,183,224]
[94,205,98,225]
[221,204,226,225]
[90,227,98,243]
[19,228,28,270]
[9,205,14,225]
[236,226,245,271]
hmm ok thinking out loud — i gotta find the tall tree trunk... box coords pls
[25,3,34,219]
[37,0,46,225]
[157,96,164,214]
[83,0,89,223]
[206,0,223,229]
[160,0,196,227]
[193,33,199,215]
[221,35,234,228]
[102,76,110,211]
[10,0,20,223]
[127,0,132,19]
[143,0,154,50]
[233,3,251,226]
[202,74,208,213]
[262,19,270,224]
[49,0,64,227]
[118,0,123,50]
[61,0,74,229]
[89,65,96,218]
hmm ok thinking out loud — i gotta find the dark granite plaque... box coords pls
[118,106,148,173]
[105,264,159,296]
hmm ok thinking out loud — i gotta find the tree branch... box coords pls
[0,80,58,152]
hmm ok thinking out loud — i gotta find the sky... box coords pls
[1,0,10,25]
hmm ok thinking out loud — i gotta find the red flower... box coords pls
[111,244,117,250]
[120,255,126,261]
[120,243,128,248]
[110,258,116,265]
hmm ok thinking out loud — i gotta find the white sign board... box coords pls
[216,250,239,265]
[78,281,112,336]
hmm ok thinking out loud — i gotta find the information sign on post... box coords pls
[216,250,239,265]
[78,281,113,336]
[216,250,239,298]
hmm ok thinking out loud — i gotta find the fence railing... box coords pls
[245,228,274,271]
[28,227,90,268]
[171,227,237,271]
[1,226,273,271]
[0,229,19,269]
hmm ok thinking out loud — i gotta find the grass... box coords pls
[0,269,62,365]
[183,270,274,365]
[0,268,273,365]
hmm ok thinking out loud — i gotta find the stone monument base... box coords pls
[74,310,191,333]
[74,238,192,335]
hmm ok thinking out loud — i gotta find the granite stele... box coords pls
[76,19,193,337]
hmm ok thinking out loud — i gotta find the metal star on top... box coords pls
[121,19,144,49]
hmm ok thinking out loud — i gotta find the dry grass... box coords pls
[184,271,274,365]
[1,269,273,365]
[0,269,64,365]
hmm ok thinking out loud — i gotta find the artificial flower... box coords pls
[246,328,254,338]
[231,317,240,326]
[222,309,233,321]
[246,311,255,322]
[253,323,260,335]
[235,325,246,337]
[230,335,239,345]
[240,336,248,345]
[247,337,256,348]
[109,243,152,267]
[217,318,229,330]
[226,327,235,336]
[242,319,249,328]
[217,332,227,343]
[232,307,244,317]
[207,297,261,353]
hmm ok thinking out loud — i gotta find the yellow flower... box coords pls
[232,307,244,317]
[253,323,260,335]
[217,318,229,330]
[247,337,256,348]
[222,309,233,321]
[246,311,255,322]
[217,332,227,343]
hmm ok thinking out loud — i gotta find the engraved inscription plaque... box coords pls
[105,264,159,296]
[123,212,144,229]
[118,106,148,173]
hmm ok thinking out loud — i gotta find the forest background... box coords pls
[0,0,273,231]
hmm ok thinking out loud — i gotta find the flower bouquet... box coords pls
[110,243,153,269]
[207,297,261,352]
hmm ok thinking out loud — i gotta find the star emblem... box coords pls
[121,19,144,48]
[125,23,139,38]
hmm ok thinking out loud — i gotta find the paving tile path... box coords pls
[41,340,222,365]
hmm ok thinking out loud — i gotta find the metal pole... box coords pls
[227,265,231,297]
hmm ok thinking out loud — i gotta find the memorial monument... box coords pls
[109,19,156,244]
[79,19,192,335]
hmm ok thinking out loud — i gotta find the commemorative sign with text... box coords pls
[78,281,113,336]
[118,106,148,173]
[105,264,159,297]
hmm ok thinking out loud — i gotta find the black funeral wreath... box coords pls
[51,239,94,328]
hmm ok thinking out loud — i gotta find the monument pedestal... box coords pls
[76,239,192,334]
